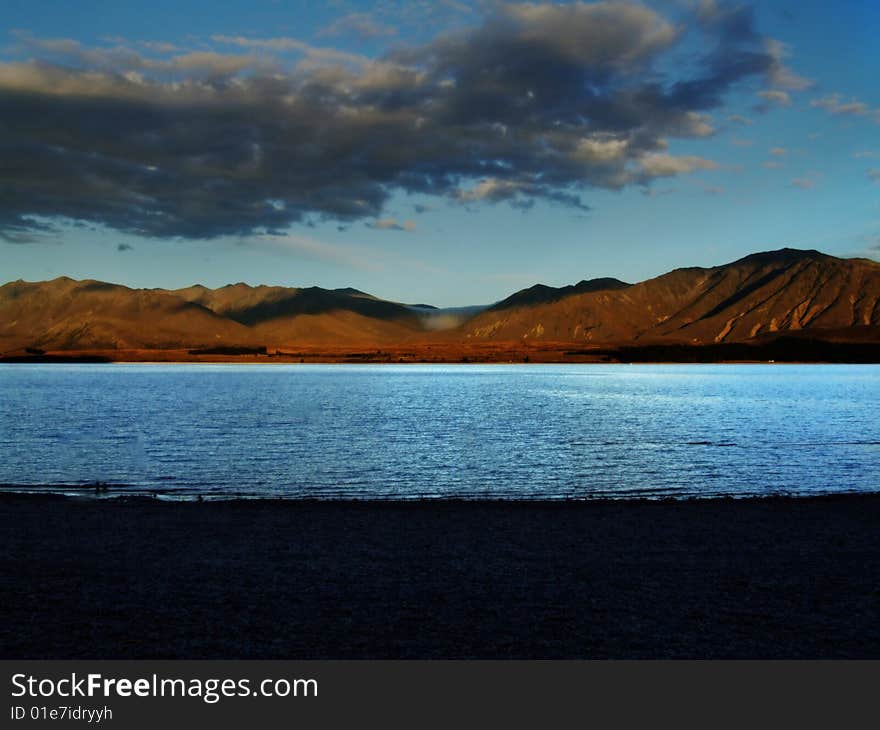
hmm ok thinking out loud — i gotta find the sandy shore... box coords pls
[1,493,878,659]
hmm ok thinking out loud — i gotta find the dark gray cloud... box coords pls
[0,215,56,243]
[117,242,133,251]
[0,2,799,241]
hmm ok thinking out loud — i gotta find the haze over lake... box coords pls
[1,363,878,501]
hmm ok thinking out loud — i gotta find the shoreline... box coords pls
[3,357,879,365]
[3,336,880,365]
[2,492,878,659]
[1,490,877,504]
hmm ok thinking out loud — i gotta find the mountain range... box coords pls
[2,248,879,361]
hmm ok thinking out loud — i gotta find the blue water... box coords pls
[0,363,878,500]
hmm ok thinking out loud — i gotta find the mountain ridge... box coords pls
[2,248,879,356]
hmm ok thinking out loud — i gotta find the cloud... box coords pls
[811,94,880,125]
[727,114,753,125]
[248,233,383,271]
[1,229,46,244]
[0,215,56,243]
[867,169,880,184]
[698,2,812,91]
[455,178,528,204]
[810,94,871,116]
[8,30,278,78]
[453,177,590,211]
[638,153,717,178]
[368,218,416,231]
[318,13,397,40]
[763,39,813,90]
[210,35,370,67]
[756,89,791,108]
[454,177,531,206]
[791,176,816,190]
[769,147,786,157]
[117,242,133,251]
[139,40,180,54]
[0,2,797,240]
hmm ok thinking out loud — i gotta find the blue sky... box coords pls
[1,0,878,306]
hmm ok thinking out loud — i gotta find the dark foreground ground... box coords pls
[1,494,878,659]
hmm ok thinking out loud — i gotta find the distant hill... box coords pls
[1,248,878,356]
[170,283,418,328]
[0,279,422,351]
[489,277,630,312]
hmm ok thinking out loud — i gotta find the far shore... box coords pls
[2,337,880,365]
[2,492,878,659]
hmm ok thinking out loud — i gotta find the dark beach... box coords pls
[1,493,878,659]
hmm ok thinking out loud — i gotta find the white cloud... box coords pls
[638,153,717,177]
[574,137,630,164]
[757,90,792,107]
[811,94,870,116]
[318,13,397,40]
[811,94,880,124]
[764,39,813,90]
[454,178,525,203]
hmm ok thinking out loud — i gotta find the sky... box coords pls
[1,0,878,306]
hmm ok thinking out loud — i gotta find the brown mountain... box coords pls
[0,278,422,352]
[1,248,878,357]
[170,283,411,325]
[0,278,251,351]
[169,283,422,345]
[489,277,630,312]
[464,248,880,345]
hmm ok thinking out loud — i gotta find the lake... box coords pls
[1,363,877,500]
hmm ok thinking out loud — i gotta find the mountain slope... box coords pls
[463,249,880,344]
[0,278,251,351]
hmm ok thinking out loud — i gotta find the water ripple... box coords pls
[1,363,878,501]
